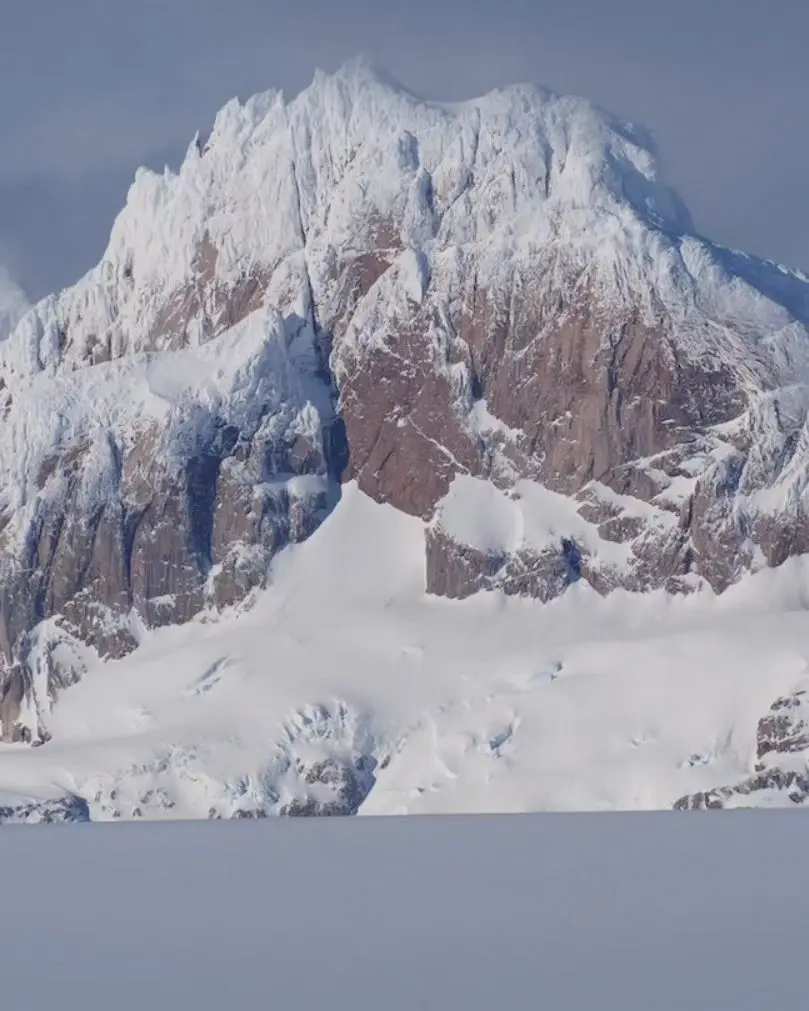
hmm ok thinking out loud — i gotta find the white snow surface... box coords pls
[2,482,809,817]
[434,474,632,566]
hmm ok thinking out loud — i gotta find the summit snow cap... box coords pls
[103,56,693,296]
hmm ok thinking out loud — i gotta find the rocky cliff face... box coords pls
[0,293,339,739]
[2,57,809,742]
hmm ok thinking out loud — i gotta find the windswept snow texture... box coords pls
[3,813,809,1011]
[3,484,809,817]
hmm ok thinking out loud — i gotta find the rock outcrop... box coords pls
[0,794,90,824]
[674,766,809,810]
[3,58,809,741]
[0,305,338,739]
[756,690,809,760]
[48,700,382,821]
[674,690,809,810]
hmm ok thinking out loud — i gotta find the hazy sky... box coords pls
[1,0,807,299]
[5,812,809,1009]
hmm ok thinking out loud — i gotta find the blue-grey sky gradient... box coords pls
[1,0,807,298]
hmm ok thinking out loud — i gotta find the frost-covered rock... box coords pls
[67,700,381,820]
[0,793,89,824]
[674,688,809,810]
[756,690,809,760]
[0,304,338,738]
[0,619,90,745]
[674,766,809,810]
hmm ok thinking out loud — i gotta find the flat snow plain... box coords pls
[3,811,808,1009]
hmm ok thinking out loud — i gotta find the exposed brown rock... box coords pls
[465,291,741,496]
[142,237,270,354]
[339,313,480,518]
[425,524,579,601]
[333,246,766,600]
[756,691,809,760]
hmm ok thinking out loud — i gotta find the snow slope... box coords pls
[2,483,809,818]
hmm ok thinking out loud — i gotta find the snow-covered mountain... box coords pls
[2,57,809,817]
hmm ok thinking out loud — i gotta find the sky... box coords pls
[4,811,809,1009]
[1,0,807,300]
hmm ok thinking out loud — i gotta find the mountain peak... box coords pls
[2,59,809,828]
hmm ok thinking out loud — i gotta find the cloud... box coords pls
[0,263,29,338]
